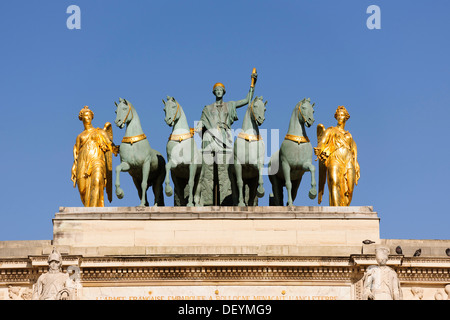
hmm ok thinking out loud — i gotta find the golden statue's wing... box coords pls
[104,122,113,141]
[104,122,113,203]
[317,124,326,204]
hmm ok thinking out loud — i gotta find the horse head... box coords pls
[250,96,268,126]
[162,96,181,127]
[298,98,315,128]
[114,97,132,129]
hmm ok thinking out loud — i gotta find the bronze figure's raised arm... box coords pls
[196,69,258,206]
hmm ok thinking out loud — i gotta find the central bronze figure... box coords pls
[196,69,258,205]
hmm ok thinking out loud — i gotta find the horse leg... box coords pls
[234,160,245,207]
[153,175,165,207]
[151,157,166,207]
[139,160,151,207]
[115,161,130,199]
[269,174,281,206]
[172,174,185,206]
[164,159,173,197]
[248,178,258,206]
[281,160,294,206]
[291,176,301,204]
[256,161,265,198]
[194,163,205,207]
[131,175,143,202]
[304,162,317,200]
[187,163,196,207]
[277,178,284,206]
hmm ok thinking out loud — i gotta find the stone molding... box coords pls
[1,255,449,285]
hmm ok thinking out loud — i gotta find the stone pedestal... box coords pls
[53,206,380,256]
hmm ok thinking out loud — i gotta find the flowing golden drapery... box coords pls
[315,123,360,206]
[72,125,114,207]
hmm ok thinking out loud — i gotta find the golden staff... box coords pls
[250,68,257,88]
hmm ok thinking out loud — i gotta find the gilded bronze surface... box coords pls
[315,106,360,206]
[168,131,194,142]
[284,134,310,144]
[71,106,117,207]
[237,131,262,142]
[121,133,147,145]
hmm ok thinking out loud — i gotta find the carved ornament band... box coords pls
[121,134,147,145]
[238,132,262,142]
[285,134,310,144]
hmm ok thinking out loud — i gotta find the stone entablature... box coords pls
[1,253,449,300]
[0,206,449,300]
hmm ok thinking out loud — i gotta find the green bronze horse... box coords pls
[162,96,202,207]
[268,98,317,206]
[114,98,166,207]
[233,96,267,206]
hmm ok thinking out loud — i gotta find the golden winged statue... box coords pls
[315,106,360,206]
[71,106,117,207]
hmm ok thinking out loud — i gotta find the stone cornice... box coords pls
[1,254,449,286]
[55,206,378,220]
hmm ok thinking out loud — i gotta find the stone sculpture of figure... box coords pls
[363,246,402,300]
[32,248,74,300]
[71,106,117,207]
[196,69,257,205]
[315,106,360,206]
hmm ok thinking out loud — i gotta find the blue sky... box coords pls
[0,1,449,241]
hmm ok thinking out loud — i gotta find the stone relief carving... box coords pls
[410,287,423,300]
[434,284,450,300]
[8,286,32,300]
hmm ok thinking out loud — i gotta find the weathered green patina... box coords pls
[233,96,267,206]
[268,98,317,206]
[196,73,257,206]
[114,98,166,207]
[163,96,202,207]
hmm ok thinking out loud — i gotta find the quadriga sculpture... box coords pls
[268,98,317,206]
[233,96,267,206]
[114,98,166,206]
[162,96,202,207]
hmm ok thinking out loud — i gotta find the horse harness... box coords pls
[237,132,262,142]
[122,133,147,145]
[120,103,147,145]
[237,100,263,142]
[169,128,195,142]
[284,101,310,144]
[284,134,310,144]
